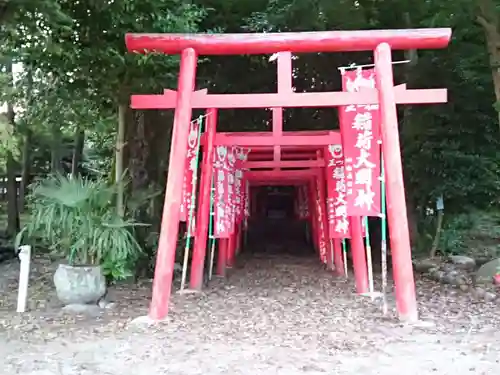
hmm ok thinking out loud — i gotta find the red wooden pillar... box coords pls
[149,48,197,320]
[375,43,417,321]
[349,216,369,294]
[308,179,318,251]
[216,238,228,276]
[333,238,345,277]
[236,224,242,254]
[227,228,237,268]
[189,108,217,290]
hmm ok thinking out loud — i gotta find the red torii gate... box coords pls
[125,28,451,322]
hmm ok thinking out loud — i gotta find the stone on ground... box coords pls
[413,258,441,273]
[448,255,476,270]
[476,258,500,283]
[61,303,102,316]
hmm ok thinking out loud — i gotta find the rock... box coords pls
[98,298,115,309]
[428,268,444,282]
[413,258,441,273]
[459,284,469,292]
[441,273,454,284]
[484,292,497,302]
[452,275,468,286]
[476,256,494,267]
[473,287,486,299]
[476,258,500,284]
[62,303,102,317]
[53,264,107,305]
[449,255,476,270]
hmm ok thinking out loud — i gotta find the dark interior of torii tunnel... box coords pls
[241,185,387,272]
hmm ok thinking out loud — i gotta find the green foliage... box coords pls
[4,0,500,266]
[16,174,147,280]
[418,210,500,256]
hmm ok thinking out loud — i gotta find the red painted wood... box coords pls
[244,159,325,169]
[248,153,318,161]
[131,87,447,109]
[216,239,228,277]
[375,43,417,321]
[244,130,333,137]
[249,180,310,186]
[189,108,217,290]
[236,224,242,255]
[316,165,331,268]
[215,132,341,147]
[309,179,319,252]
[333,239,345,277]
[273,52,292,166]
[272,107,282,165]
[125,28,451,55]
[227,229,237,268]
[349,216,369,294]
[246,169,317,180]
[149,48,198,320]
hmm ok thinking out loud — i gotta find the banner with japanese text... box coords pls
[213,146,230,238]
[339,68,381,217]
[180,119,201,222]
[244,180,250,218]
[226,147,237,234]
[325,144,350,238]
[234,147,250,225]
[313,180,328,264]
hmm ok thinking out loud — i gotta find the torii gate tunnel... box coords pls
[125,28,452,322]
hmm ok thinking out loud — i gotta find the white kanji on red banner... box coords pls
[180,119,201,223]
[340,68,381,217]
[213,146,230,238]
[325,144,350,238]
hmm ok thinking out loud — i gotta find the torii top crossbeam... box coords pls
[125,28,451,55]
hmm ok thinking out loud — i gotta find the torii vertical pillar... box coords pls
[375,43,417,321]
[148,48,197,320]
[190,108,218,290]
[349,216,368,293]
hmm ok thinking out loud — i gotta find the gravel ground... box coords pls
[1,251,500,375]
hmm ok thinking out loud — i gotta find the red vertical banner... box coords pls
[244,180,250,219]
[214,146,230,238]
[325,144,350,238]
[180,119,201,222]
[314,179,328,264]
[226,147,237,234]
[234,167,244,224]
[340,68,381,217]
[234,148,250,224]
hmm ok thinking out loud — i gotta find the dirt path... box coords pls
[1,254,500,374]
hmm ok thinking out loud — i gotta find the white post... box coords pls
[17,245,32,313]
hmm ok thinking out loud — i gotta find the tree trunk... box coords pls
[6,153,19,236]
[5,59,19,236]
[116,103,127,217]
[477,0,500,132]
[71,127,85,177]
[19,130,32,212]
[50,123,63,173]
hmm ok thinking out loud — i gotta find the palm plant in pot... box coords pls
[16,174,144,306]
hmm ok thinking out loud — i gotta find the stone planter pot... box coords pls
[53,264,106,305]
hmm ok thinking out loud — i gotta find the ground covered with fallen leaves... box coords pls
[1,250,500,374]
